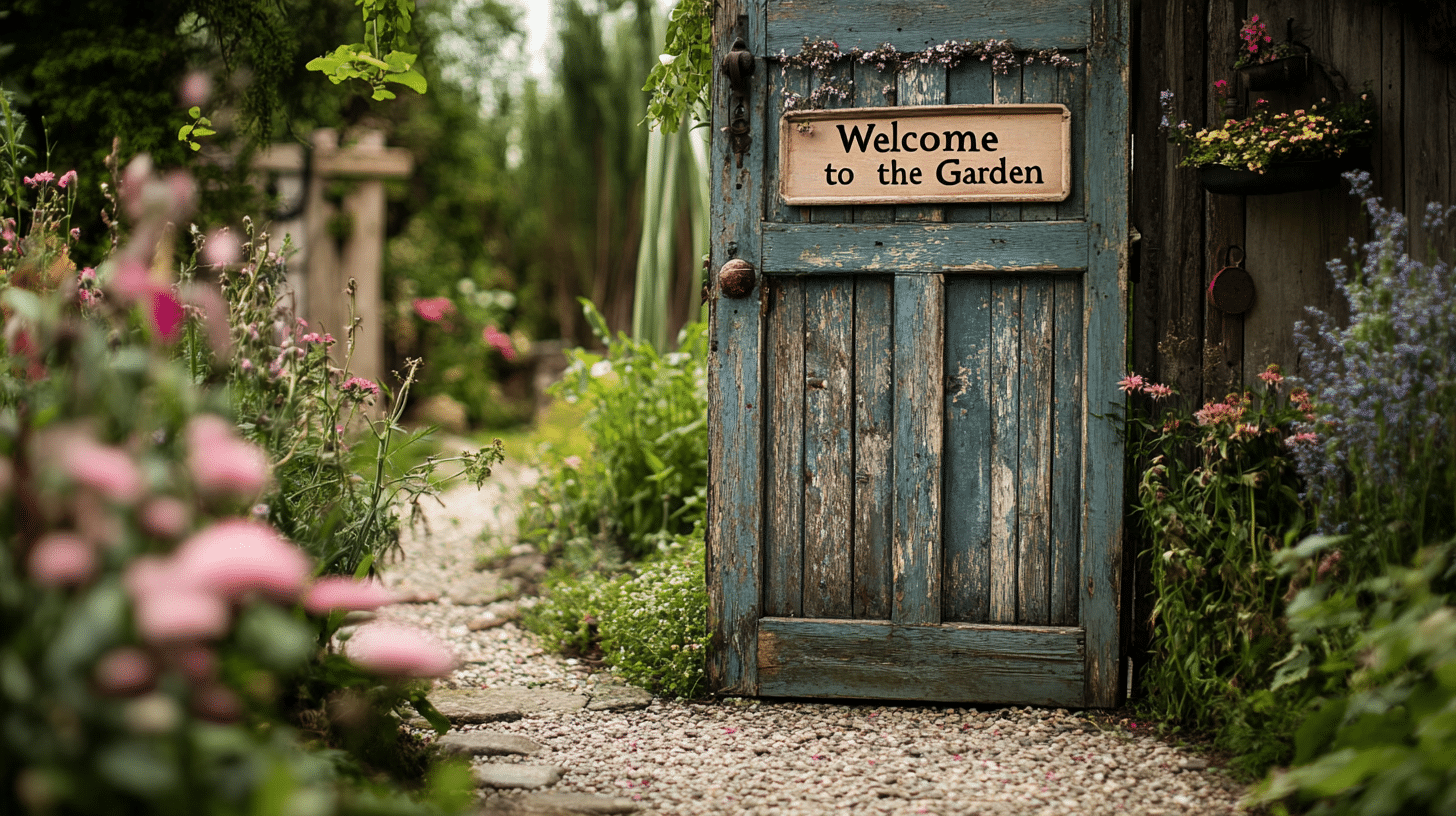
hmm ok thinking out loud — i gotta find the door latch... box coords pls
[721,38,755,168]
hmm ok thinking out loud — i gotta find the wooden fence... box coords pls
[1127,0,1455,676]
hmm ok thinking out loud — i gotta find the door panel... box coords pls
[709,0,1128,707]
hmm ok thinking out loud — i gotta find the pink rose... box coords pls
[28,533,97,587]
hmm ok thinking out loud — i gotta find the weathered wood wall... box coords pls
[1132,0,1455,403]
[1128,0,1455,675]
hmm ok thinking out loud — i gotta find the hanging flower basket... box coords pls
[1238,53,1310,91]
[1199,155,1364,196]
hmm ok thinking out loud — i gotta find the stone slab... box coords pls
[479,792,641,815]
[585,684,653,712]
[473,764,564,790]
[428,688,588,724]
[436,731,544,757]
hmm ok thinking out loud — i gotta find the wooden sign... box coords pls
[779,104,1071,205]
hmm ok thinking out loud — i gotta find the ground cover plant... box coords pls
[520,300,709,697]
[0,98,498,815]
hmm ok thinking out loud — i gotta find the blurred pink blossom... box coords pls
[139,496,191,538]
[58,170,78,188]
[28,533,97,587]
[185,414,269,498]
[59,435,145,505]
[180,71,213,107]
[341,376,381,403]
[345,621,458,678]
[190,683,243,723]
[94,647,156,696]
[172,519,310,602]
[176,646,217,683]
[563,455,583,470]
[483,325,517,361]
[304,576,397,614]
[202,228,241,267]
[151,291,185,341]
[412,297,455,323]
[131,586,231,643]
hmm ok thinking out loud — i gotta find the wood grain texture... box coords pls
[853,277,894,619]
[947,60,996,223]
[991,65,1024,223]
[1017,277,1055,625]
[988,279,1021,624]
[943,277,993,623]
[1057,61,1088,221]
[762,221,1091,273]
[895,63,948,223]
[764,277,805,617]
[1050,276,1083,626]
[757,618,1086,705]
[766,0,1092,53]
[891,274,944,625]
[1081,0,1129,708]
[1020,62,1062,222]
[707,0,767,697]
[767,63,809,224]
[807,59,856,223]
[802,277,855,617]
[854,62,898,224]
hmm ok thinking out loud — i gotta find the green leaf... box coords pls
[188,106,201,118]
[382,68,427,95]
[411,695,450,735]
[178,124,193,142]
[1295,697,1347,763]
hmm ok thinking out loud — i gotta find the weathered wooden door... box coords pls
[707,0,1130,708]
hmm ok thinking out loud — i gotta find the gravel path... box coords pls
[376,464,1249,815]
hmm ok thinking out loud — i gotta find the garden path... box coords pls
[375,463,1249,816]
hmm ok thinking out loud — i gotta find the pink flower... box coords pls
[563,455,583,470]
[201,228,241,267]
[412,297,456,323]
[1258,365,1284,388]
[191,683,244,723]
[1117,374,1145,394]
[345,621,458,678]
[59,435,145,505]
[131,585,231,643]
[28,533,97,587]
[483,325,517,361]
[1144,383,1174,399]
[94,647,156,696]
[23,171,55,187]
[172,519,310,603]
[58,170,77,188]
[151,291,186,342]
[139,496,190,538]
[1285,432,1319,448]
[176,646,217,683]
[303,576,396,614]
[185,414,269,497]
[341,376,381,403]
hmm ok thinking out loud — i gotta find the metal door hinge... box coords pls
[721,39,755,168]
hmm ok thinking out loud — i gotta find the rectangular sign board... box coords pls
[779,104,1071,206]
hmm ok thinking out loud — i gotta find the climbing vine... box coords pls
[776,38,1079,111]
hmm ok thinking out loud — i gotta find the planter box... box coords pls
[1198,156,1363,196]
[1238,54,1310,91]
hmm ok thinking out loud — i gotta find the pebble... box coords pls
[386,462,1248,815]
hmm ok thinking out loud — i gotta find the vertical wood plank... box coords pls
[1203,0,1246,399]
[767,63,809,224]
[988,279,1021,624]
[1380,4,1405,210]
[944,278,993,623]
[891,273,944,625]
[1017,278,1055,625]
[991,65,1025,223]
[809,60,856,225]
[802,277,855,618]
[706,0,766,697]
[764,277,805,617]
[1021,63,1062,222]
[947,60,995,224]
[853,277,894,619]
[1405,13,1452,256]
[1083,0,1131,708]
[853,62,897,224]
[1057,60,1088,221]
[1049,276,1083,627]
[895,63,948,223]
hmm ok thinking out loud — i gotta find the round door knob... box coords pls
[717,259,756,299]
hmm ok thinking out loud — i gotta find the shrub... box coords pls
[1126,369,1313,774]
[520,299,707,562]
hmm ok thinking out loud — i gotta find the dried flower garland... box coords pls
[775,37,1080,111]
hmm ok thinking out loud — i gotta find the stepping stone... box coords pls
[585,684,653,712]
[426,688,588,724]
[492,792,641,814]
[435,731,544,757]
[473,764,563,789]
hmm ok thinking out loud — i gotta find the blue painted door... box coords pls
[708,0,1130,707]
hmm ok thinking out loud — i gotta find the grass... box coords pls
[474,396,592,465]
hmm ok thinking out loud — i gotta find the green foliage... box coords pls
[641,0,712,133]
[1127,371,1314,775]
[520,300,707,562]
[1246,538,1456,815]
[306,0,428,102]
[176,107,216,153]
[526,532,707,698]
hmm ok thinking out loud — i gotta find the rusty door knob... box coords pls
[717,259,757,298]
